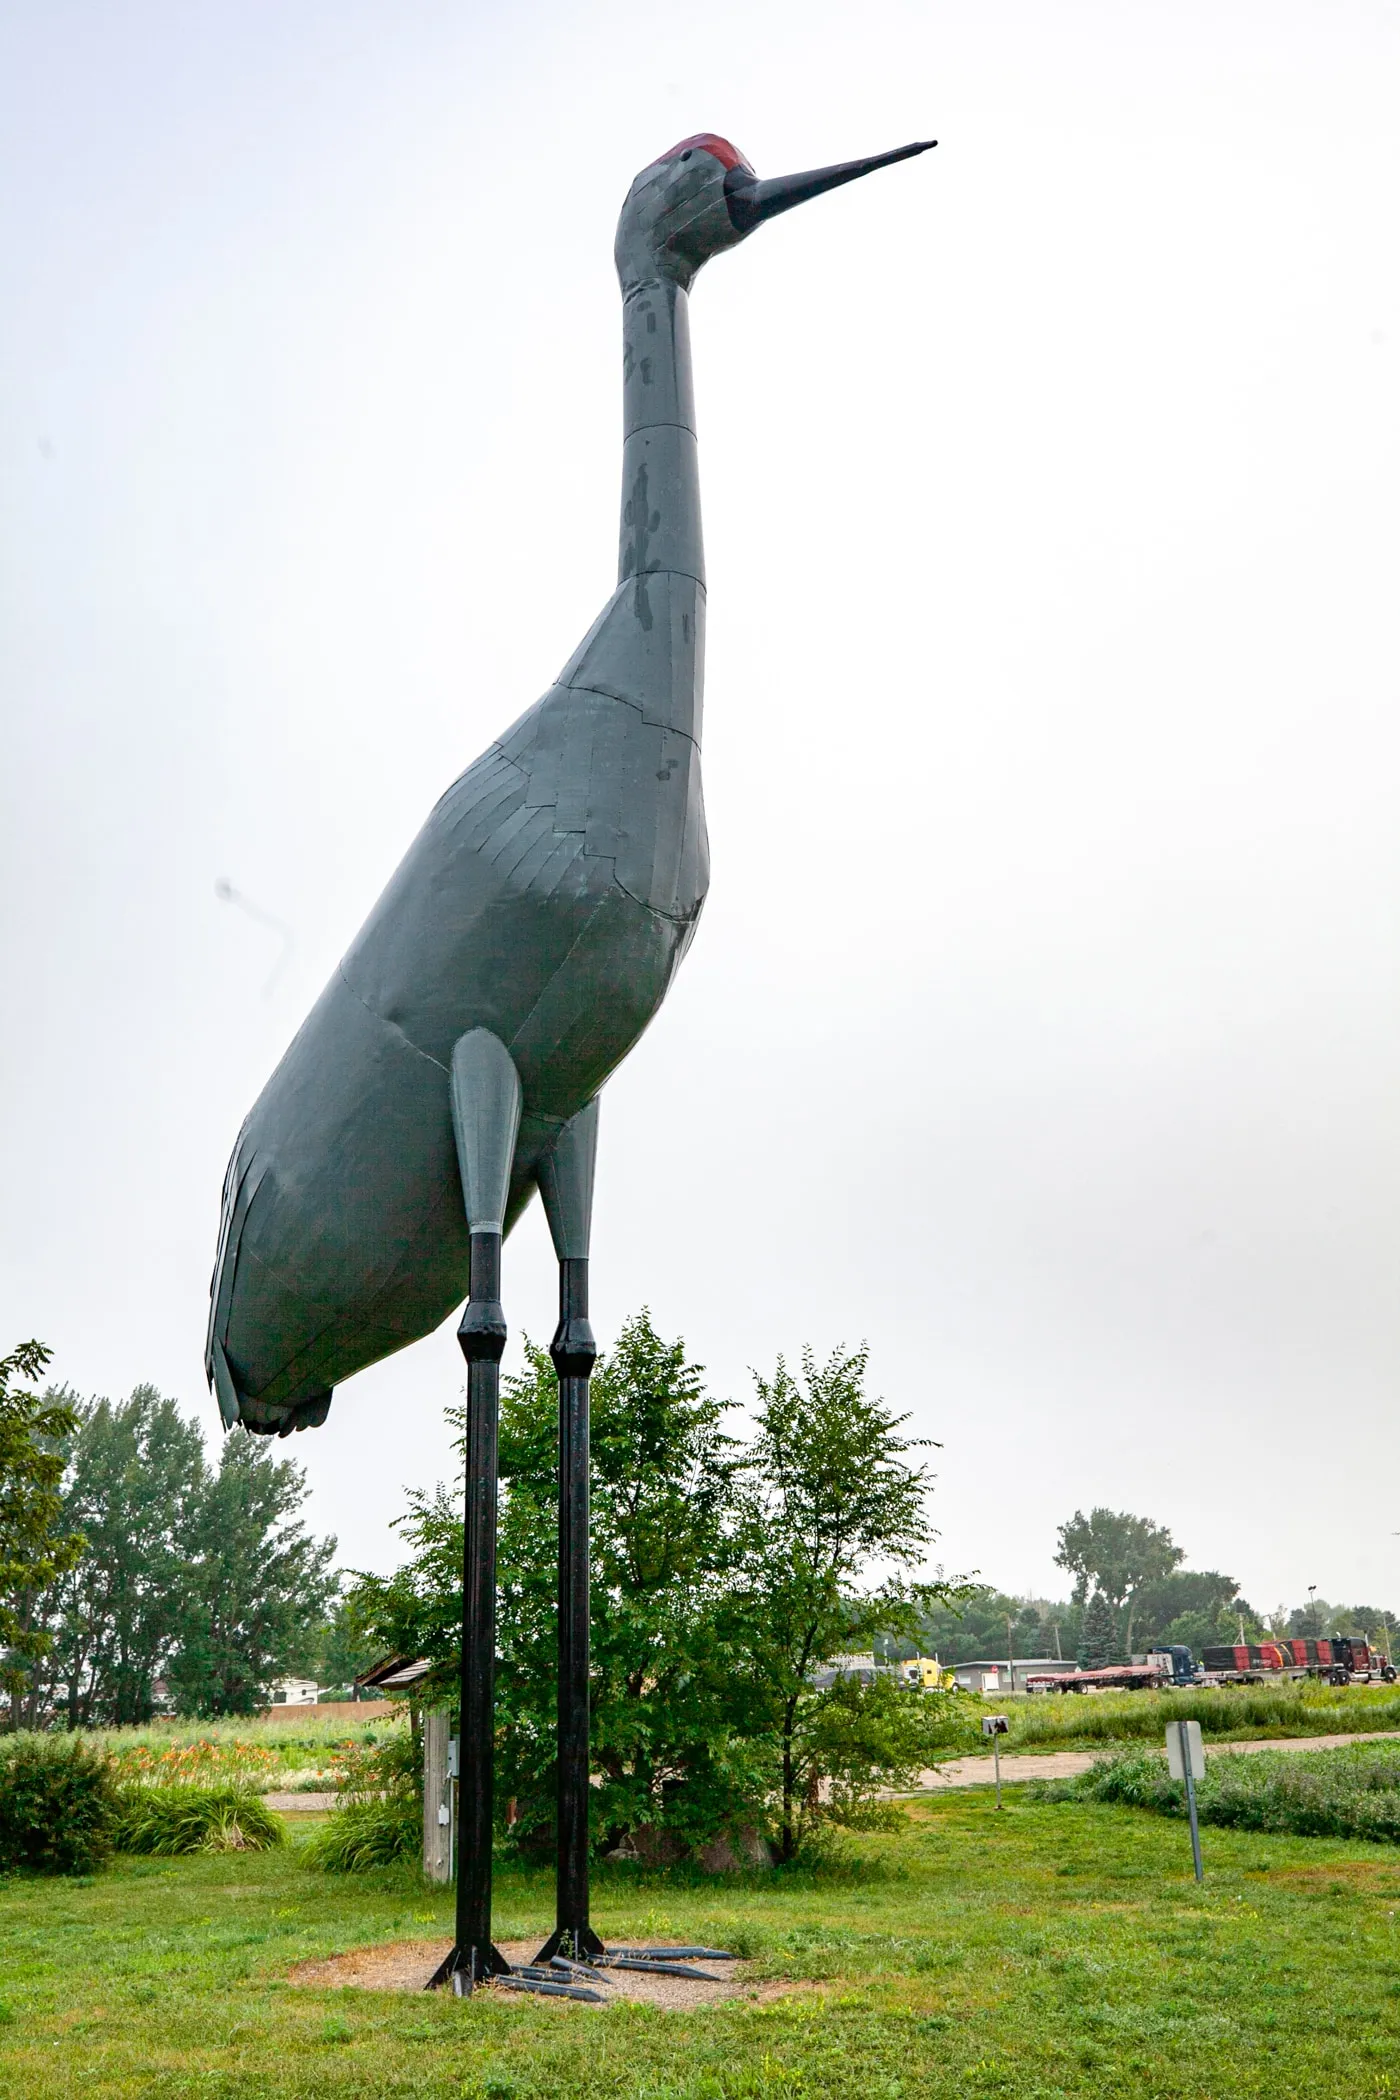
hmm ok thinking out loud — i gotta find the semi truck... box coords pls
[1025,1638,1395,1694]
[1199,1638,1396,1687]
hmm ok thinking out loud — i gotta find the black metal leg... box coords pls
[535,1256,604,1965]
[427,1229,510,1994]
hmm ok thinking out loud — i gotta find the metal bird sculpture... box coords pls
[208,130,935,1994]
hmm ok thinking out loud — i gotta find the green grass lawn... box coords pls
[5,1792,1400,2098]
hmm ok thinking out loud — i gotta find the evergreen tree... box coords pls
[1079,1588,1118,1669]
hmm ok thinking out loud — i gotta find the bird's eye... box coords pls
[680,150,692,161]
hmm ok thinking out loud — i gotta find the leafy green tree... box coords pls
[800,1671,969,1832]
[1332,1604,1400,1650]
[1284,1598,1400,1649]
[1055,1508,1183,1655]
[1079,1587,1119,1669]
[726,1345,964,1861]
[502,1314,750,1853]
[912,1588,1063,1666]
[0,1342,82,1723]
[42,1387,207,1727]
[167,1435,338,1715]
[299,1591,385,1696]
[1126,1569,1240,1651]
[349,1318,968,1862]
[349,1311,752,1853]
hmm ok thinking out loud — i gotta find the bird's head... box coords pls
[614,132,936,293]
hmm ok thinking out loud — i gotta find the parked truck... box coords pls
[1200,1638,1396,1687]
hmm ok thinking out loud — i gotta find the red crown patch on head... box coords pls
[662,133,753,174]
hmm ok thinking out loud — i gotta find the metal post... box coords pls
[428,1228,510,1992]
[1178,1721,1203,1882]
[531,1101,605,1967]
[994,1736,1002,1811]
[536,1254,605,1964]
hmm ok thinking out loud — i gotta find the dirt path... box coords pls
[916,1727,1400,1791]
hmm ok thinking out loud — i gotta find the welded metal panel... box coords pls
[450,1032,523,1234]
[536,1098,600,1263]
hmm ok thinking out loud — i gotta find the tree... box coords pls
[1055,1508,1183,1656]
[299,1591,385,1695]
[1126,1569,1240,1651]
[726,1345,964,1861]
[0,1342,82,1723]
[167,1434,338,1715]
[1079,1588,1118,1669]
[913,1588,1062,1665]
[349,1311,752,1854]
[349,1317,970,1863]
[39,1387,207,1728]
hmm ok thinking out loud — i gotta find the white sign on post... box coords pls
[1166,1718,1206,1881]
[982,1714,1009,1809]
[1166,1719,1205,1782]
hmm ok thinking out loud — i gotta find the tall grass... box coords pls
[998,1680,1400,1750]
[300,1794,420,1871]
[111,1785,285,1855]
[84,1710,409,1766]
[301,1729,421,1873]
[1055,1740,1400,1843]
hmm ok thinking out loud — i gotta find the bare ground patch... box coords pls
[286,1938,777,2009]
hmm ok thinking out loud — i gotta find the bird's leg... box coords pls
[444,1226,511,1992]
[532,1101,606,1966]
[427,1031,521,1995]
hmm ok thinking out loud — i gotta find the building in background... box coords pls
[949,1657,1077,1695]
[268,1678,319,1706]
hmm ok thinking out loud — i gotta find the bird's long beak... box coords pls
[724,139,936,235]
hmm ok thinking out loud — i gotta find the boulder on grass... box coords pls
[602,1824,690,1867]
[697,1825,774,1873]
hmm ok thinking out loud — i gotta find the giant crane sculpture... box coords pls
[207,130,936,1997]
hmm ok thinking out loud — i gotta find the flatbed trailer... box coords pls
[1025,1655,1191,1695]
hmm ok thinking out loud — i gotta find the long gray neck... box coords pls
[618,277,704,591]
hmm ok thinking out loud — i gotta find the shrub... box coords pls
[112,1783,284,1854]
[1054,1740,1400,1843]
[0,1733,116,1875]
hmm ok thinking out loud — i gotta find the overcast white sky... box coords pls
[2,1,1398,1614]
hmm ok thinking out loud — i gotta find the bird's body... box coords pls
[207,130,935,1438]
[209,258,708,1430]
